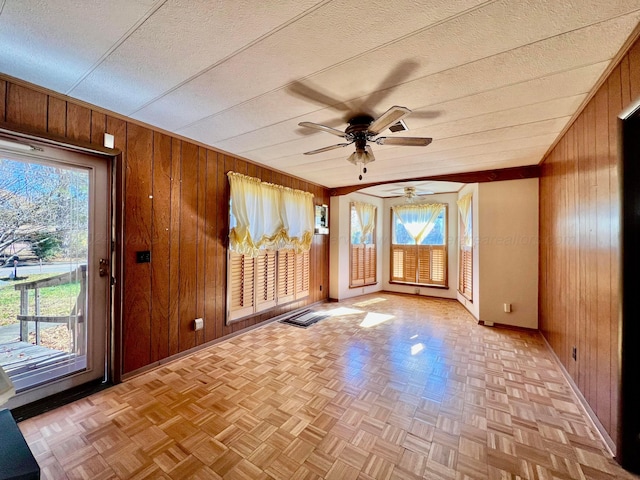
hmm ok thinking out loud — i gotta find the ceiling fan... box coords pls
[298,105,433,180]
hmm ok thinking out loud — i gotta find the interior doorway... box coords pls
[0,138,111,408]
[618,102,640,473]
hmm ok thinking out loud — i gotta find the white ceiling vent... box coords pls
[388,119,408,133]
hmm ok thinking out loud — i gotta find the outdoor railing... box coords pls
[14,265,86,353]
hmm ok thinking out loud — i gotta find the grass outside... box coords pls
[0,274,81,327]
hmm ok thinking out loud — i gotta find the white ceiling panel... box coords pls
[178,14,636,149]
[0,1,638,194]
[68,0,322,114]
[132,0,487,130]
[0,0,161,93]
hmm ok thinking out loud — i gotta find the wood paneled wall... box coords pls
[0,77,330,376]
[539,38,640,446]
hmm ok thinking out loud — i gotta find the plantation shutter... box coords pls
[228,251,255,321]
[417,246,431,284]
[295,250,310,299]
[391,247,405,282]
[392,245,418,283]
[351,244,365,286]
[459,247,472,299]
[277,249,296,304]
[430,246,446,285]
[256,250,277,310]
[364,244,376,284]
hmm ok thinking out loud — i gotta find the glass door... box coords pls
[0,142,109,407]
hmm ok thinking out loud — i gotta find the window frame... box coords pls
[389,203,448,288]
[458,197,473,301]
[349,202,377,288]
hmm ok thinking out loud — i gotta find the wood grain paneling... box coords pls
[539,37,640,448]
[6,83,47,131]
[66,103,91,143]
[607,65,621,440]
[106,115,127,382]
[91,111,107,146]
[204,150,218,344]
[178,142,199,352]
[196,147,207,346]
[168,139,182,357]
[47,97,66,136]
[0,80,6,121]
[0,74,330,379]
[122,124,153,373]
[215,153,227,342]
[629,41,640,101]
[150,132,172,362]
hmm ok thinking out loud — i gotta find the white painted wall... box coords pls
[382,192,459,299]
[456,183,480,320]
[478,178,538,329]
[329,193,384,300]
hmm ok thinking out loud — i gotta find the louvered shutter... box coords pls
[295,250,310,299]
[277,249,296,304]
[459,247,472,299]
[350,244,364,286]
[364,244,376,284]
[256,250,277,310]
[417,246,431,284]
[228,251,255,321]
[430,246,446,285]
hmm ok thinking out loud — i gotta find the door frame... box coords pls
[618,99,640,473]
[0,125,123,400]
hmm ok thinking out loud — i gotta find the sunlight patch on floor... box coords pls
[411,343,425,355]
[326,307,363,316]
[359,312,394,328]
[352,297,387,307]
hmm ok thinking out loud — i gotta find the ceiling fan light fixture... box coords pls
[347,145,375,166]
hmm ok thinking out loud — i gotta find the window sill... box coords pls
[349,282,378,289]
[457,290,473,302]
[389,281,449,289]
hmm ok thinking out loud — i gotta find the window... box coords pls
[457,193,472,300]
[350,202,377,287]
[226,172,314,322]
[390,203,447,287]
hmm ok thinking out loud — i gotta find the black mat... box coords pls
[280,310,329,328]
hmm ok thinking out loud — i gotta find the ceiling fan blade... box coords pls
[361,60,420,112]
[375,136,432,146]
[303,142,352,155]
[298,122,347,138]
[288,81,351,112]
[367,106,412,135]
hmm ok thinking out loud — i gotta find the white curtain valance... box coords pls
[353,201,376,244]
[392,203,446,245]
[228,172,314,256]
[457,193,473,248]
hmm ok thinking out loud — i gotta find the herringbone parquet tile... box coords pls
[18,294,640,479]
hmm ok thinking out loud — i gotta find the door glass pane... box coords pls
[0,156,89,392]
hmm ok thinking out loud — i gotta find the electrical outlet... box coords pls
[414,287,420,294]
[572,346,577,361]
[194,318,204,331]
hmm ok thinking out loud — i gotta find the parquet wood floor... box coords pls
[18,293,640,479]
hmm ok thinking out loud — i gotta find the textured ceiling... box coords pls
[1,1,639,194]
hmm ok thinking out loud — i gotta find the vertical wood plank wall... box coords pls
[539,38,640,446]
[0,76,330,376]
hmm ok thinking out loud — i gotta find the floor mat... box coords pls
[279,310,329,328]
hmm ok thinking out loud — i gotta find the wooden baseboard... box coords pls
[539,333,616,456]
[122,301,328,381]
